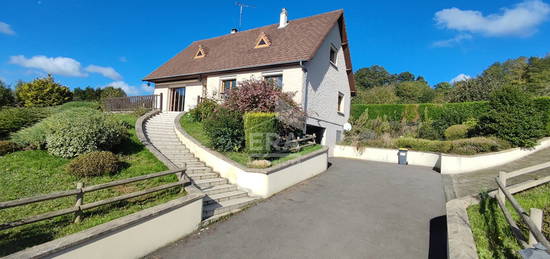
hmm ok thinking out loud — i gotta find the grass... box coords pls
[467,183,550,259]
[180,113,322,167]
[0,112,184,256]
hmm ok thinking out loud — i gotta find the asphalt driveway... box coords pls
[147,158,447,259]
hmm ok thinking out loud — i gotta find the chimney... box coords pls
[231,28,238,34]
[278,8,288,28]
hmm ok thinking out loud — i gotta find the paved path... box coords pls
[446,147,550,199]
[147,158,446,259]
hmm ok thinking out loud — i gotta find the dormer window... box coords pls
[194,45,206,59]
[255,32,271,48]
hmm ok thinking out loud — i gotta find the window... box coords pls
[264,74,283,88]
[329,45,337,65]
[255,32,272,49]
[337,92,344,113]
[221,79,237,93]
[194,45,206,59]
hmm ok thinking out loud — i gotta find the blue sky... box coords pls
[1,0,549,95]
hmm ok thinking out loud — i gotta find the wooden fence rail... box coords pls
[284,134,316,152]
[0,168,187,231]
[495,163,550,250]
[103,94,160,112]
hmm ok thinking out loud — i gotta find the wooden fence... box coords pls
[0,168,187,231]
[103,94,161,112]
[495,162,550,249]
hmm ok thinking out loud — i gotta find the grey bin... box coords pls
[398,148,408,165]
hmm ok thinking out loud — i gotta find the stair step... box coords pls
[202,197,257,218]
[201,184,238,195]
[186,172,219,180]
[195,178,227,188]
[205,191,249,205]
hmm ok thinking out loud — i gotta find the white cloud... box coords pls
[450,74,472,83]
[435,0,550,37]
[432,33,472,47]
[9,55,86,77]
[0,21,15,35]
[85,65,122,80]
[104,81,153,96]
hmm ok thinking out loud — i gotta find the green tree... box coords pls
[15,75,72,107]
[434,82,452,90]
[474,85,544,147]
[74,87,102,101]
[394,81,434,103]
[100,86,127,99]
[354,65,394,89]
[526,56,550,95]
[396,72,415,82]
[0,80,15,107]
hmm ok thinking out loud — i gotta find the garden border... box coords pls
[5,192,205,259]
[333,137,550,174]
[174,113,329,198]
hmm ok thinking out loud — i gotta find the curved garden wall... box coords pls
[334,137,550,174]
[174,113,329,198]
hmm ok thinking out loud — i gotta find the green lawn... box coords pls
[0,113,184,256]
[180,113,322,167]
[467,183,550,259]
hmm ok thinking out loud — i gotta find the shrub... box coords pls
[15,75,72,107]
[224,79,296,113]
[244,112,278,154]
[395,137,452,153]
[10,122,48,149]
[352,86,399,104]
[444,124,469,140]
[450,137,511,155]
[190,98,218,122]
[474,85,545,147]
[100,86,127,100]
[0,107,50,139]
[67,151,121,177]
[203,107,244,152]
[0,141,19,156]
[132,107,151,117]
[45,108,127,158]
[418,121,440,140]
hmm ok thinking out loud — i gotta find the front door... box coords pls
[169,87,185,112]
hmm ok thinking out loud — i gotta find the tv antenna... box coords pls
[235,2,255,29]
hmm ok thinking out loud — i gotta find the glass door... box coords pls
[169,87,186,112]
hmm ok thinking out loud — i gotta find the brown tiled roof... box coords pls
[144,9,346,81]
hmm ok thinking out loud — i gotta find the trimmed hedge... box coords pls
[244,112,278,154]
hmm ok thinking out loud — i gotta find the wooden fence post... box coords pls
[497,171,507,205]
[528,208,543,246]
[74,182,84,223]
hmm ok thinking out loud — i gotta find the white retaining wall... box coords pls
[8,193,204,259]
[333,137,550,174]
[175,114,328,198]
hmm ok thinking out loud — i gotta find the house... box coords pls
[144,9,355,152]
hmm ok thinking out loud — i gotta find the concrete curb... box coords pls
[174,112,329,175]
[446,195,480,259]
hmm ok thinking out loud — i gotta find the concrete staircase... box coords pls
[144,112,259,224]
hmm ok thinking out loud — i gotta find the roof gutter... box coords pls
[143,59,307,83]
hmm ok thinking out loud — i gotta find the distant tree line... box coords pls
[0,75,127,107]
[353,55,550,104]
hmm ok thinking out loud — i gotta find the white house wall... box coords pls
[154,81,202,112]
[204,66,304,103]
[304,23,351,154]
